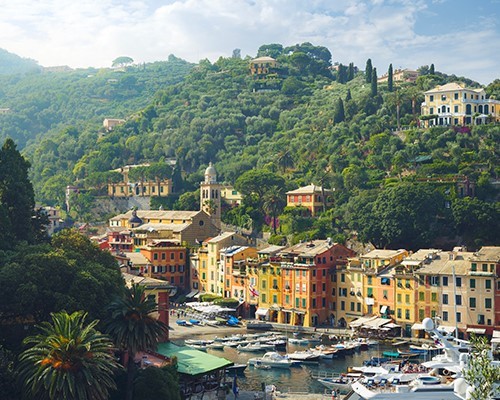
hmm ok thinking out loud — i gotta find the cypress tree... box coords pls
[334,98,345,123]
[345,88,352,102]
[365,59,373,83]
[371,68,378,97]
[430,63,435,75]
[337,63,347,84]
[347,62,354,81]
[388,63,393,92]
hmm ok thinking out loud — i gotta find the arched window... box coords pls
[465,104,472,115]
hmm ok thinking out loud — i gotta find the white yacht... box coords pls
[248,352,301,369]
[348,318,465,399]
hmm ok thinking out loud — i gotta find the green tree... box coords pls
[174,190,200,210]
[0,138,36,248]
[133,366,181,400]
[235,169,285,199]
[334,98,345,123]
[0,230,124,325]
[257,43,284,59]
[106,284,168,400]
[337,63,347,84]
[17,311,121,400]
[112,56,134,68]
[370,183,443,249]
[365,58,373,83]
[452,197,499,246]
[388,63,393,92]
[347,62,355,81]
[262,186,286,234]
[463,335,500,400]
[371,68,378,97]
[429,63,435,75]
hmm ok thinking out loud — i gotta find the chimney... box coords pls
[158,291,169,342]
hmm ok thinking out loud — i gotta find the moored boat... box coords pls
[317,373,362,393]
[248,352,301,369]
[286,350,320,362]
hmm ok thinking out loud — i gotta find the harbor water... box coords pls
[174,333,404,394]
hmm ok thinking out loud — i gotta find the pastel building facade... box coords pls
[421,82,500,127]
[286,184,335,216]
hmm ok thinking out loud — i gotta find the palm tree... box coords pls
[263,186,286,234]
[17,311,120,400]
[106,283,168,400]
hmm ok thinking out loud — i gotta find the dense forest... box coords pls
[0,43,498,250]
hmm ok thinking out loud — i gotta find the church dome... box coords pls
[204,162,217,183]
[128,209,143,225]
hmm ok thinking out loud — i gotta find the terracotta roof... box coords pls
[110,210,201,221]
[123,252,149,266]
[424,82,465,93]
[417,250,474,275]
[280,240,337,257]
[251,56,276,63]
[132,223,191,233]
[360,249,407,259]
[207,231,238,243]
[471,246,500,262]
[286,184,334,195]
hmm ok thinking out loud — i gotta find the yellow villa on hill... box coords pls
[420,82,500,127]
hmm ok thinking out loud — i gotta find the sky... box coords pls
[0,0,499,84]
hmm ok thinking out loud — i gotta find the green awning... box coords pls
[156,342,233,376]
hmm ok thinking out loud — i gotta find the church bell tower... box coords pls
[200,162,222,229]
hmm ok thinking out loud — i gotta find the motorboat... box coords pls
[185,339,213,346]
[317,373,362,393]
[237,343,274,352]
[350,377,458,399]
[286,350,320,362]
[248,352,301,369]
[289,337,310,345]
[313,345,338,359]
[266,339,287,348]
[350,318,466,399]
[206,342,225,350]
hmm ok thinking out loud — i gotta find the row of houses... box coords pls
[102,212,500,338]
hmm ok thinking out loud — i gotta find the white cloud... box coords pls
[0,0,497,83]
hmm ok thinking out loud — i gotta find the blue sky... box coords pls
[0,0,498,84]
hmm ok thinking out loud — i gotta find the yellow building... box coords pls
[336,259,364,328]
[108,210,218,246]
[394,249,440,336]
[202,232,249,296]
[356,249,408,317]
[378,68,419,84]
[421,82,500,127]
[249,56,278,76]
[108,179,172,197]
[286,184,335,216]
[415,248,473,338]
[220,185,243,206]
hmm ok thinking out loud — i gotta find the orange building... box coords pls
[140,240,188,289]
[286,184,335,216]
[268,240,355,327]
[220,246,258,301]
